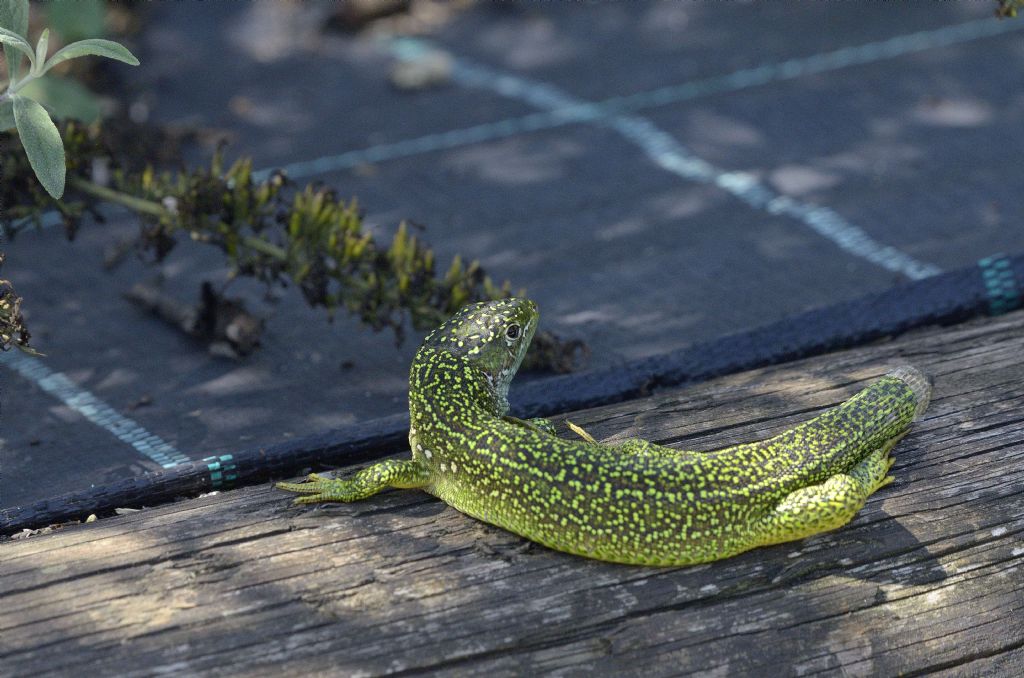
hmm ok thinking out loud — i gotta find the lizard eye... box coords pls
[506,323,521,339]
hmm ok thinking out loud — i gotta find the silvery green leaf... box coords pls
[0,1,29,34]
[0,26,35,68]
[33,29,49,76]
[0,98,14,131]
[13,94,66,199]
[0,0,29,82]
[0,0,29,34]
[41,38,139,76]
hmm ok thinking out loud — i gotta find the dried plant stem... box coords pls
[67,176,167,219]
[69,175,290,262]
[3,122,587,372]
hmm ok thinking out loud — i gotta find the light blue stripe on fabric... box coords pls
[0,349,190,468]
[253,16,1022,183]
[5,15,1013,447]
[399,42,943,280]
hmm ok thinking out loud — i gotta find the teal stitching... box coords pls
[979,255,1021,316]
[204,454,238,488]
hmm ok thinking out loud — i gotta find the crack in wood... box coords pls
[4,310,1024,675]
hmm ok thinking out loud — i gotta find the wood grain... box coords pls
[2,310,1023,677]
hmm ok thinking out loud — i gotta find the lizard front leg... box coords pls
[277,459,430,505]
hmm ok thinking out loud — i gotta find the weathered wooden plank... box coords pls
[2,310,1023,677]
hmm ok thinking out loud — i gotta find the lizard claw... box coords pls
[291,494,329,505]
[276,472,333,494]
[278,473,364,503]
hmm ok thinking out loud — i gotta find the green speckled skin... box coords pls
[279,298,932,566]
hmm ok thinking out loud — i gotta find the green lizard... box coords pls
[278,298,931,566]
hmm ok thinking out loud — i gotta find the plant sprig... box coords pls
[0,254,36,354]
[996,0,1024,17]
[1,121,586,371]
[0,1,584,371]
[1,0,138,199]
[106,148,519,341]
[0,0,137,355]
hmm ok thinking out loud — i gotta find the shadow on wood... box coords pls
[2,311,1023,676]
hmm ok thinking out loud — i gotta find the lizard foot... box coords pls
[756,432,906,546]
[503,416,558,435]
[278,459,430,505]
[850,430,907,492]
[565,420,598,444]
[277,473,362,504]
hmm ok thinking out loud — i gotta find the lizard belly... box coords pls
[426,442,774,566]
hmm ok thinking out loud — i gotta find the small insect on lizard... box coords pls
[278,298,931,566]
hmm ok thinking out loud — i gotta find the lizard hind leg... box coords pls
[565,420,715,457]
[565,422,687,458]
[565,422,663,453]
[755,433,901,547]
[566,420,598,444]
[504,416,558,436]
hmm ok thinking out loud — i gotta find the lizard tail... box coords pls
[886,365,933,419]
[746,365,932,485]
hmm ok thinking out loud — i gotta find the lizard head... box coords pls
[423,297,539,409]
